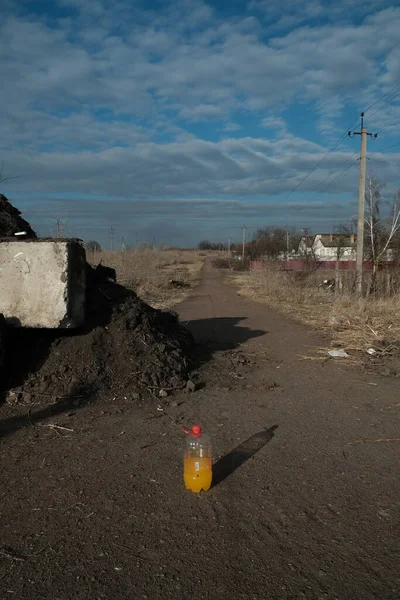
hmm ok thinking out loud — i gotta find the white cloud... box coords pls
[222,122,242,132]
[261,116,287,132]
[2,0,400,142]
[1,0,400,244]
[249,0,396,28]
[179,104,225,121]
[3,134,397,200]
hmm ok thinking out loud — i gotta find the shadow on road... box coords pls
[212,425,278,487]
[0,385,93,439]
[185,316,267,352]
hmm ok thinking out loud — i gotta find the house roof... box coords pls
[297,233,356,252]
[299,236,314,248]
[318,234,356,248]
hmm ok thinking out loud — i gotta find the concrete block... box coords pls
[0,240,86,328]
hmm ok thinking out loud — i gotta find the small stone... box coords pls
[159,389,168,398]
[170,400,178,408]
[23,392,32,404]
[185,380,196,393]
[38,382,48,394]
[6,391,17,405]
[132,393,141,401]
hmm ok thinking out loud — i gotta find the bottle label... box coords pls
[195,461,200,471]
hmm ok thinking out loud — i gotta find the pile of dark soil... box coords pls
[0,194,37,238]
[3,265,193,405]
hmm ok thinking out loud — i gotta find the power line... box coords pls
[289,117,359,194]
[313,151,358,193]
[289,83,400,196]
[372,140,400,153]
[363,82,400,115]
[282,85,400,198]
[375,117,400,136]
[318,159,358,195]
[366,89,400,120]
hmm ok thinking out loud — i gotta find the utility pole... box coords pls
[348,113,377,294]
[121,236,125,252]
[242,225,247,261]
[109,226,114,251]
[301,228,310,257]
[286,230,290,260]
[228,237,231,257]
[54,216,65,238]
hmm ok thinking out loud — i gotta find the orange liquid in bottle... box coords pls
[184,457,212,492]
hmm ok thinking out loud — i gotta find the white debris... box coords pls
[328,349,349,358]
[328,316,343,325]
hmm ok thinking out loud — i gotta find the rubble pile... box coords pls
[3,265,193,404]
[0,194,37,238]
[0,198,193,405]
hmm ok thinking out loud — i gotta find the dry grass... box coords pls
[228,267,400,354]
[87,248,204,309]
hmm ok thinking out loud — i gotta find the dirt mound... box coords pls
[3,265,193,405]
[0,194,37,238]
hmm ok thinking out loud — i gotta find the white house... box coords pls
[297,233,356,261]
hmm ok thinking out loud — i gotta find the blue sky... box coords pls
[1,0,400,247]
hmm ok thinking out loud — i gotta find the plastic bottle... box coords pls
[183,425,212,493]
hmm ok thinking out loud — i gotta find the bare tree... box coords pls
[365,177,400,292]
[0,163,19,185]
[332,225,356,294]
[297,231,320,272]
[85,240,102,253]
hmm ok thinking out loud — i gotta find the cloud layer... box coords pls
[1,0,399,245]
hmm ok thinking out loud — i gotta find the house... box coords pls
[297,233,356,261]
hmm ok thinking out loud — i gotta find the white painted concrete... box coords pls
[0,240,86,328]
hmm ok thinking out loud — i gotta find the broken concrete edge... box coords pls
[61,242,86,328]
[0,239,86,329]
[0,237,83,244]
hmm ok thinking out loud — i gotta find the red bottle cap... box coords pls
[183,425,202,438]
[192,425,201,438]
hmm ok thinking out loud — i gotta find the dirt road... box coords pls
[1,259,399,599]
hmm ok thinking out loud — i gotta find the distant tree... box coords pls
[332,224,355,293]
[198,240,224,251]
[250,227,298,259]
[85,240,102,253]
[297,230,320,271]
[365,176,400,292]
[198,240,212,250]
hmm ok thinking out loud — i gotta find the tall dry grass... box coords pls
[87,248,204,308]
[230,266,400,353]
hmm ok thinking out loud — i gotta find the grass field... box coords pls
[228,265,400,355]
[87,248,205,309]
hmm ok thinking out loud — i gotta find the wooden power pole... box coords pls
[242,225,247,261]
[348,113,377,294]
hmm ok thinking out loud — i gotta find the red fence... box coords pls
[249,260,397,272]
